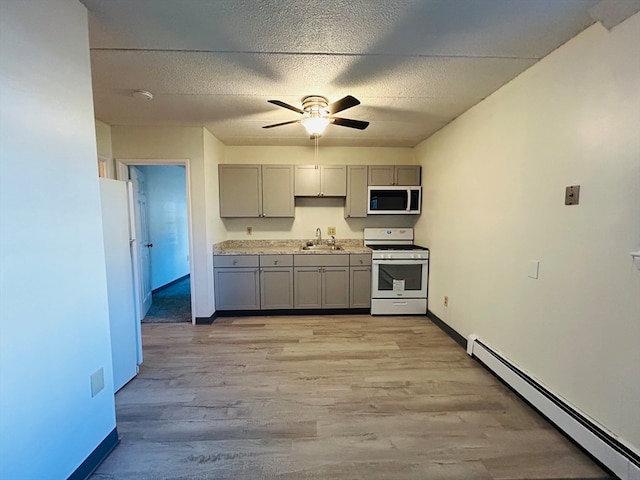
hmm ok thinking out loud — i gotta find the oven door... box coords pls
[371,259,428,299]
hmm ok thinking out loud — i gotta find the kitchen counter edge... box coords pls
[213,240,371,256]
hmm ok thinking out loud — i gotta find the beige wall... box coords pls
[414,15,640,450]
[222,146,418,240]
[111,126,224,318]
[95,120,112,156]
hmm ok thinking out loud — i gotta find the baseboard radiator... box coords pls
[466,335,640,480]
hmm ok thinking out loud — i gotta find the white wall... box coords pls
[111,126,223,318]
[0,1,116,478]
[222,146,418,240]
[414,14,640,451]
[138,166,189,290]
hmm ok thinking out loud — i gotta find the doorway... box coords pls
[116,159,196,324]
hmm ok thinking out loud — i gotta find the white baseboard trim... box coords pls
[467,335,640,480]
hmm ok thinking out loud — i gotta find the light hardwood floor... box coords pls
[91,315,611,480]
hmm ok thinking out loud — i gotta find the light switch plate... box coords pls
[565,185,580,205]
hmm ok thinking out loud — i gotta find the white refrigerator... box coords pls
[99,178,142,392]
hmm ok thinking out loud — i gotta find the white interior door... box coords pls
[130,166,153,318]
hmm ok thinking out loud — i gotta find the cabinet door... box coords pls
[262,165,294,217]
[345,165,368,218]
[368,165,394,185]
[322,267,349,308]
[260,267,294,309]
[214,267,260,310]
[219,165,262,217]
[294,267,322,308]
[320,165,346,196]
[294,165,320,196]
[350,266,371,308]
[395,165,421,186]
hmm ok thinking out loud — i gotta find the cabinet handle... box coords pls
[232,260,237,265]
[274,260,279,265]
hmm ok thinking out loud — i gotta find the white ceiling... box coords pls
[81,0,638,147]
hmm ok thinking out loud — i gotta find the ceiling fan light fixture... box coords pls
[301,116,330,136]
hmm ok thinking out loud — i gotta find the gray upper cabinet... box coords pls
[219,164,262,217]
[262,165,294,217]
[368,165,421,186]
[294,165,346,197]
[219,164,294,218]
[345,165,368,218]
[395,165,422,186]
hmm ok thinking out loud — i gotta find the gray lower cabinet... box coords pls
[322,267,350,308]
[349,254,372,308]
[293,267,323,308]
[215,253,368,311]
[259,255,294,309]
[294,254,350,309]
[214,254,261,310]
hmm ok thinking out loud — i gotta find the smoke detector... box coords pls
[132,89,153,101]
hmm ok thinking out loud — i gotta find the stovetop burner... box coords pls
[367,244,429,251]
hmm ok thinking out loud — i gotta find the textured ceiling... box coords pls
[81,0,636,147]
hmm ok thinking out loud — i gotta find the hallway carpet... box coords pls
[142,275,191,323]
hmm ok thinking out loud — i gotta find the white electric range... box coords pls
[364,228,429,315]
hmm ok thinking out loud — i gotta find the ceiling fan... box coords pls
[263,95,369,137]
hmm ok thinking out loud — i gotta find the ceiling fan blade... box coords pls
[331,117,369,130]
[267,99,304,115]
[262,119,301,129]
[327,95,360,114]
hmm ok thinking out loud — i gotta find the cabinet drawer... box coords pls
[294,254,349,267]
[350,254,372,266]
[214,255,259,268]
[260,254,293,267]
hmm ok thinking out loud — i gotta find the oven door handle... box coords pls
[372,259,428,265]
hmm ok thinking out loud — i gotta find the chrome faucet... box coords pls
[315,227,322,245]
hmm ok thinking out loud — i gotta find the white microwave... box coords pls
[368,186,422,214]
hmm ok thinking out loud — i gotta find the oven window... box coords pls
[377,263,423,291]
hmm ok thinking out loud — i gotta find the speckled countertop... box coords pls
[213,239,371,255]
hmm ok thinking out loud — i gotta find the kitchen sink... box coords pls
[301,245,343,251]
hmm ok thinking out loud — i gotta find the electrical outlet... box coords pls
[246,226,252,235]
[565,185,580,205]
[327,226,336,236]
[444,296,449,307]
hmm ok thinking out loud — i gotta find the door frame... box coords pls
[116,158,196,324]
